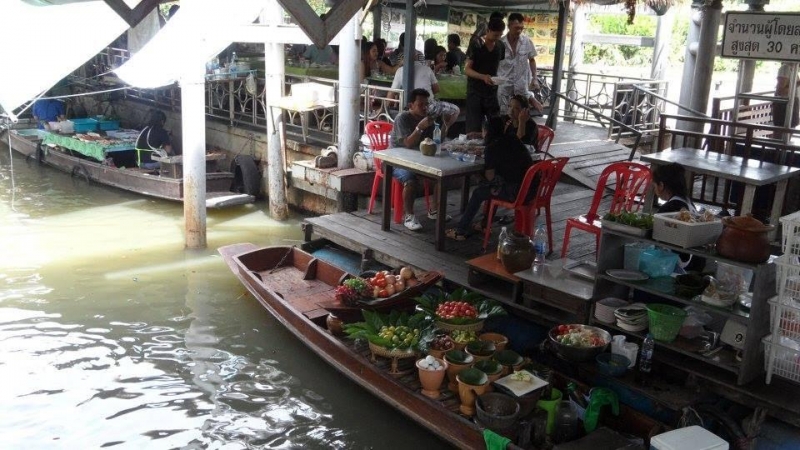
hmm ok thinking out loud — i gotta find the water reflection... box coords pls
[0,148,445,449]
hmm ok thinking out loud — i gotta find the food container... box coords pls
[651,426,729,450]
[639,248,679,278]
[69,118,98,133]
[600,219,651,237]
[476,392,520,430]
[548,324,611,362]
[595,353,630,377]
[716,215,775,263]
[652,212,722,248]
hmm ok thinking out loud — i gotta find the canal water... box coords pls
[0,146,448,449]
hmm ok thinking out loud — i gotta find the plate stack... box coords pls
[614,303,648,332]
[594,298,629,324]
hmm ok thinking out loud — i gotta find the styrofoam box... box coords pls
[290,82,335,105]
[652,212,722,248]
[650,426,729,450]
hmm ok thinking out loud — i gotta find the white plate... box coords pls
[606,269,649,282]
[563,260,597,281]
[491,76,509,85]
[493,370,548,397]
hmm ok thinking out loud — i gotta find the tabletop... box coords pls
[513,258,595,301]
[270,96,337,112]
[641,147,800,186]
[366,74,467,100]
[373,147,484,178]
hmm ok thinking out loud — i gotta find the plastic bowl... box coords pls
[548,324,611,362]
[596,353,630,377]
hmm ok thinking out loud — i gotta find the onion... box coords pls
[400,267,414,280]
[386,284,396,296]
[394,281,405,292]
[385,274,396,285]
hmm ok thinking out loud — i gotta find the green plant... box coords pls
[603,212,654,229]
[343,310,433,350]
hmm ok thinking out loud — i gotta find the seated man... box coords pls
[446,95,538,240]
[135,109,172,170]
[32,97,65,130]
[388,53,459,136]
[390,88,450,231]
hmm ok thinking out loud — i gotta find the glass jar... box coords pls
[499,231,534,274]
[553,400,579,444]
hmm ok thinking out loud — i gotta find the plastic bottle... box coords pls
[432,122,442,154]
[565,382,587,409]
[533,224,547,265]
[637,333,654,386]
[497,226,508,260]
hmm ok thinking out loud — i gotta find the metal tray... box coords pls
[563,260,597,281]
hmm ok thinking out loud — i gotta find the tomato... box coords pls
[378,289,389,298]
[373,278,387,288]
[557,325,568,334]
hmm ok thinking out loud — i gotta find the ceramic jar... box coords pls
[499,231,535,274]
[416,357,448,399]
[444,350,474,392]
[456,368,489,416]
[716,215,775,263]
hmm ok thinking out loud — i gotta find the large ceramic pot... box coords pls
[456,368,489,416]
[716,215,775,263]
[499,231,535,274]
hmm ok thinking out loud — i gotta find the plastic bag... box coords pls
[679,306,713,339]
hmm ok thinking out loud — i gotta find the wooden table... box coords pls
[641,147,800,236]
[373,148,484,251]
[466,253,522,302]
[513,258,595,324]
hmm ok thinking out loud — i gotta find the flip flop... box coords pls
[472,222,488,233]
[445,228,467,241]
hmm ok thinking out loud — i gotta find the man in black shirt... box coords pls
[464,18,505,134]
[445,34,466,72]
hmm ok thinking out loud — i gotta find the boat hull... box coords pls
[6,129,253,208]
[219,244,487,450]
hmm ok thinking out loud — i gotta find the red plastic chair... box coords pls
[561,161,652,258]
[482,157,569,253]
[365,121,430,223]
[366,121,404,223]
[537,125,555,157]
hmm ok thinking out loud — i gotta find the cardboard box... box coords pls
[652,212,722,248]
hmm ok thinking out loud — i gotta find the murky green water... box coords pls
[0,144,447,449]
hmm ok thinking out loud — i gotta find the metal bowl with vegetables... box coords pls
[548,324,611,362]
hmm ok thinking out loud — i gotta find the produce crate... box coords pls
[769,298,800,342]
[69,118,98,133]
[776,257,800,304]
[763,334,800,385]
[600,219,651,238]
[781,210,800,257]
[652,212,722,248]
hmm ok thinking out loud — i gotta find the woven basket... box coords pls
[435,319,484,333]
[368,341,417,359]
[646,304,687,342]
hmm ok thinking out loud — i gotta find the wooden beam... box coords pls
[103,0,161,28]
[277,0,366,48]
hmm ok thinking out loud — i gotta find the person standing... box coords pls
[390,89,450,230]
[497,13,543,115]
[464,18,506,135]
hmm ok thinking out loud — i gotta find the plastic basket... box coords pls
[776,257,800,304]
[646,304,687,342]
[69,118,98,133]
[769,298,800,342]
[781,210,800,257]
[763,334,800,385]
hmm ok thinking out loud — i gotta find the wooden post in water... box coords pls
[264,0,288,220]
[181,58,208,249]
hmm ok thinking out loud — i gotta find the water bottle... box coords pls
[637,333,655,386]
[533,224,547,265]
[497,226,508,260]
[432,122,442,154]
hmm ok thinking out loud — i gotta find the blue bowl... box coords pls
[596,353,630,377]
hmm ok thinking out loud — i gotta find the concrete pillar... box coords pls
[651,8,674,82]
[401,0,417,99]
[567,4,587,120]
[739,2,766,100]
[677,1,703,119]
[337,14,361,169]
[546,0,569,131]
[688,0,723,124]
[372,4,382,41]
[181,59,208,249]
[263,1,288,220]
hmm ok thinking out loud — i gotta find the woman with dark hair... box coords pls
[360,41,396,81]
[135,109,172,170]
[651,162,695,213]
[424,38,439,63]
[433,46,448,74]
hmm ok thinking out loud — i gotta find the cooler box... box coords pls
[96,117,120,131]
[650,426,728,450]
[652,212,722,248]
[69,118,98,133]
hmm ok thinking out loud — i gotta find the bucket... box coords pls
[647,304,687,342]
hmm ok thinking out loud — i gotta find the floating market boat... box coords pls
[218,243,495,450]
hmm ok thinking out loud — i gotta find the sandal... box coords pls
[445,228,467,241]
[472,222,488,233]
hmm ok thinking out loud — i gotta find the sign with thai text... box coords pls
[721,12,800,62]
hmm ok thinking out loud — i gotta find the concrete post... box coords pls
[401,0,417,99]
[180,59,208,249]
[677,1,703,120]
[651,8,674,82]
[687,0,723,126]
[740,2,766,101]
[546,0,569,131]
[567,4,587,120]
[337,14,361,169]
[263,1,288,220]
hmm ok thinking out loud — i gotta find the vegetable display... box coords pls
[603,212,654,230]
[553,324,608,348]
[343,310,432,351]
[334,267,419,305]
[416,288,507,325]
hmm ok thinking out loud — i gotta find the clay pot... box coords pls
[466,340,496,363]
[479,332,509,352]
[457,368,489,416]
[499,231,535,274]
[716,215,775,263]
[326,314,344,335]
[473,359,503,392]
[416,357,448,399]
[444,350,474,392]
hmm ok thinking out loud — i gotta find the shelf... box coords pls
[596,274,751,322]
[594,320,741,375]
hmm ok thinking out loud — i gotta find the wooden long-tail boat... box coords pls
[218,243,496,450]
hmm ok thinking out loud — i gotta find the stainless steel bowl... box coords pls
[548,324,611,362]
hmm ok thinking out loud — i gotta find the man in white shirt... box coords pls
[496,13,543,115]
[389,53,460,136]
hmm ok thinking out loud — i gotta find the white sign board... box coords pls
[721,12,800,62]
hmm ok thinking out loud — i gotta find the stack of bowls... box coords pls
[614,303,648,332]
[594,298,629,324]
